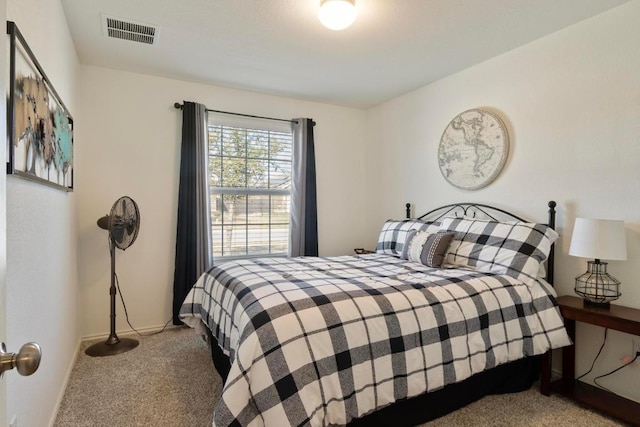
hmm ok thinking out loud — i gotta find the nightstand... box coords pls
[541,295,640,426]
[354,248,375,254]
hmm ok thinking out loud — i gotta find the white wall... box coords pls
[5,1,80,426]
[77,66,367,337]
[0,0,8,424]
[7,1,638,421]
[365,1,640,402]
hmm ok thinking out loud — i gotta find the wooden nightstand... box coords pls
[354,248,375,254]
[541,295,640,426]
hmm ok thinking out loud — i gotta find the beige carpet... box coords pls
[54,327,627,426]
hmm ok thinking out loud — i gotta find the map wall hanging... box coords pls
[7,21,74,191]
[438,108,508,191]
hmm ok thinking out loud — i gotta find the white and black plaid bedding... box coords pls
[439,217,558,286]
[179,254,570,427]
[375,219,441,256]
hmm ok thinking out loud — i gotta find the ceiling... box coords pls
[60,0,630,109]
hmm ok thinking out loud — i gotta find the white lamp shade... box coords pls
[318,0,357,30]
[569,218,627,261]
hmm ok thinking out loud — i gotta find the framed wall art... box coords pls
[7,21,74,191]
[438,108,509,191]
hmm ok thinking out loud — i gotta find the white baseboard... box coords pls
[81,323,181,342]
[48,337,82,427]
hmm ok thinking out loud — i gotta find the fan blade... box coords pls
[111,225,125,244]
[125,219,137,235]
[96,215,110,230]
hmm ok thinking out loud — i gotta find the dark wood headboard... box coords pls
[405,201,557,285]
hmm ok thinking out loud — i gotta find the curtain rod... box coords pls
[173,102,315,126]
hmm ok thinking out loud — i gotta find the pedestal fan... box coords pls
[86,196,141,357]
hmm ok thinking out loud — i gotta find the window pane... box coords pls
[212,225,224,258]
[270,222,289,253]
[211,196,225,225]
[271,195,289,254]
[246,159,269,188]
[209,156,222,187]
[247,224,271,254]
[270,160,291,189]
[224,224,247,256]
[222,127,246,157]
[221,157,246,188]
[271,195,290,224]
[247,195,270,224]
[208,126,222,157]
[270,134,292,161]
[247,129,269,159]
[225,195,247,224]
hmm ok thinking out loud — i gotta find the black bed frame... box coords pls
[405,201,557,284]
[206,201,558,426]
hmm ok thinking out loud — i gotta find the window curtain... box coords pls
[172,101,213,324]
[290,118,318,257]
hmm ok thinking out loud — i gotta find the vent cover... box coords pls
[102,15,159,45]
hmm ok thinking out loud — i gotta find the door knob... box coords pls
[0,342,42,378]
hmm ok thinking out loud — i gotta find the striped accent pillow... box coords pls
[402,230,455,268]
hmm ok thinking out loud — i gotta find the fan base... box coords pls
[85,337,139,357]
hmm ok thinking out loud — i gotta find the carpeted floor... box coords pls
[54,327,627,426]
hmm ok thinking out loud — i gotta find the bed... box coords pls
[179,201,571,426]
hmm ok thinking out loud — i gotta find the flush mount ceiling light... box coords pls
[318,0,357,31]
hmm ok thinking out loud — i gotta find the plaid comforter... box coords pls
[179,254,570,427]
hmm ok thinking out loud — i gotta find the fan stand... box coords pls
[85,239,139,357]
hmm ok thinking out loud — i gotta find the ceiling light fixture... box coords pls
[318,0,357,31]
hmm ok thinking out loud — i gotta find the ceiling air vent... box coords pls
[102,15,159,45]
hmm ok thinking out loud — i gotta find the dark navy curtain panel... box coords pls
[290,118,318,257]
[172,101,212,324]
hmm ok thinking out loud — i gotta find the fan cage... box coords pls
[109,196,140,250]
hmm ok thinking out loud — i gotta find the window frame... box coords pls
[207,113,293,261]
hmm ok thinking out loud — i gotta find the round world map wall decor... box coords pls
[438,108,509,190]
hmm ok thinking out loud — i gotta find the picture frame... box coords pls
[6,21,74,191]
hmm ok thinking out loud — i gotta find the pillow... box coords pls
[376,219,440,257]
[402,230,455,268]
[439,217,559,285]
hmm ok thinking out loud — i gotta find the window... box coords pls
[208,114,292,259]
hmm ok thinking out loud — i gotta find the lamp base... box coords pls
[574,260,620,306]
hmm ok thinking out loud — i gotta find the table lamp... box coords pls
[569,218,627,307]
